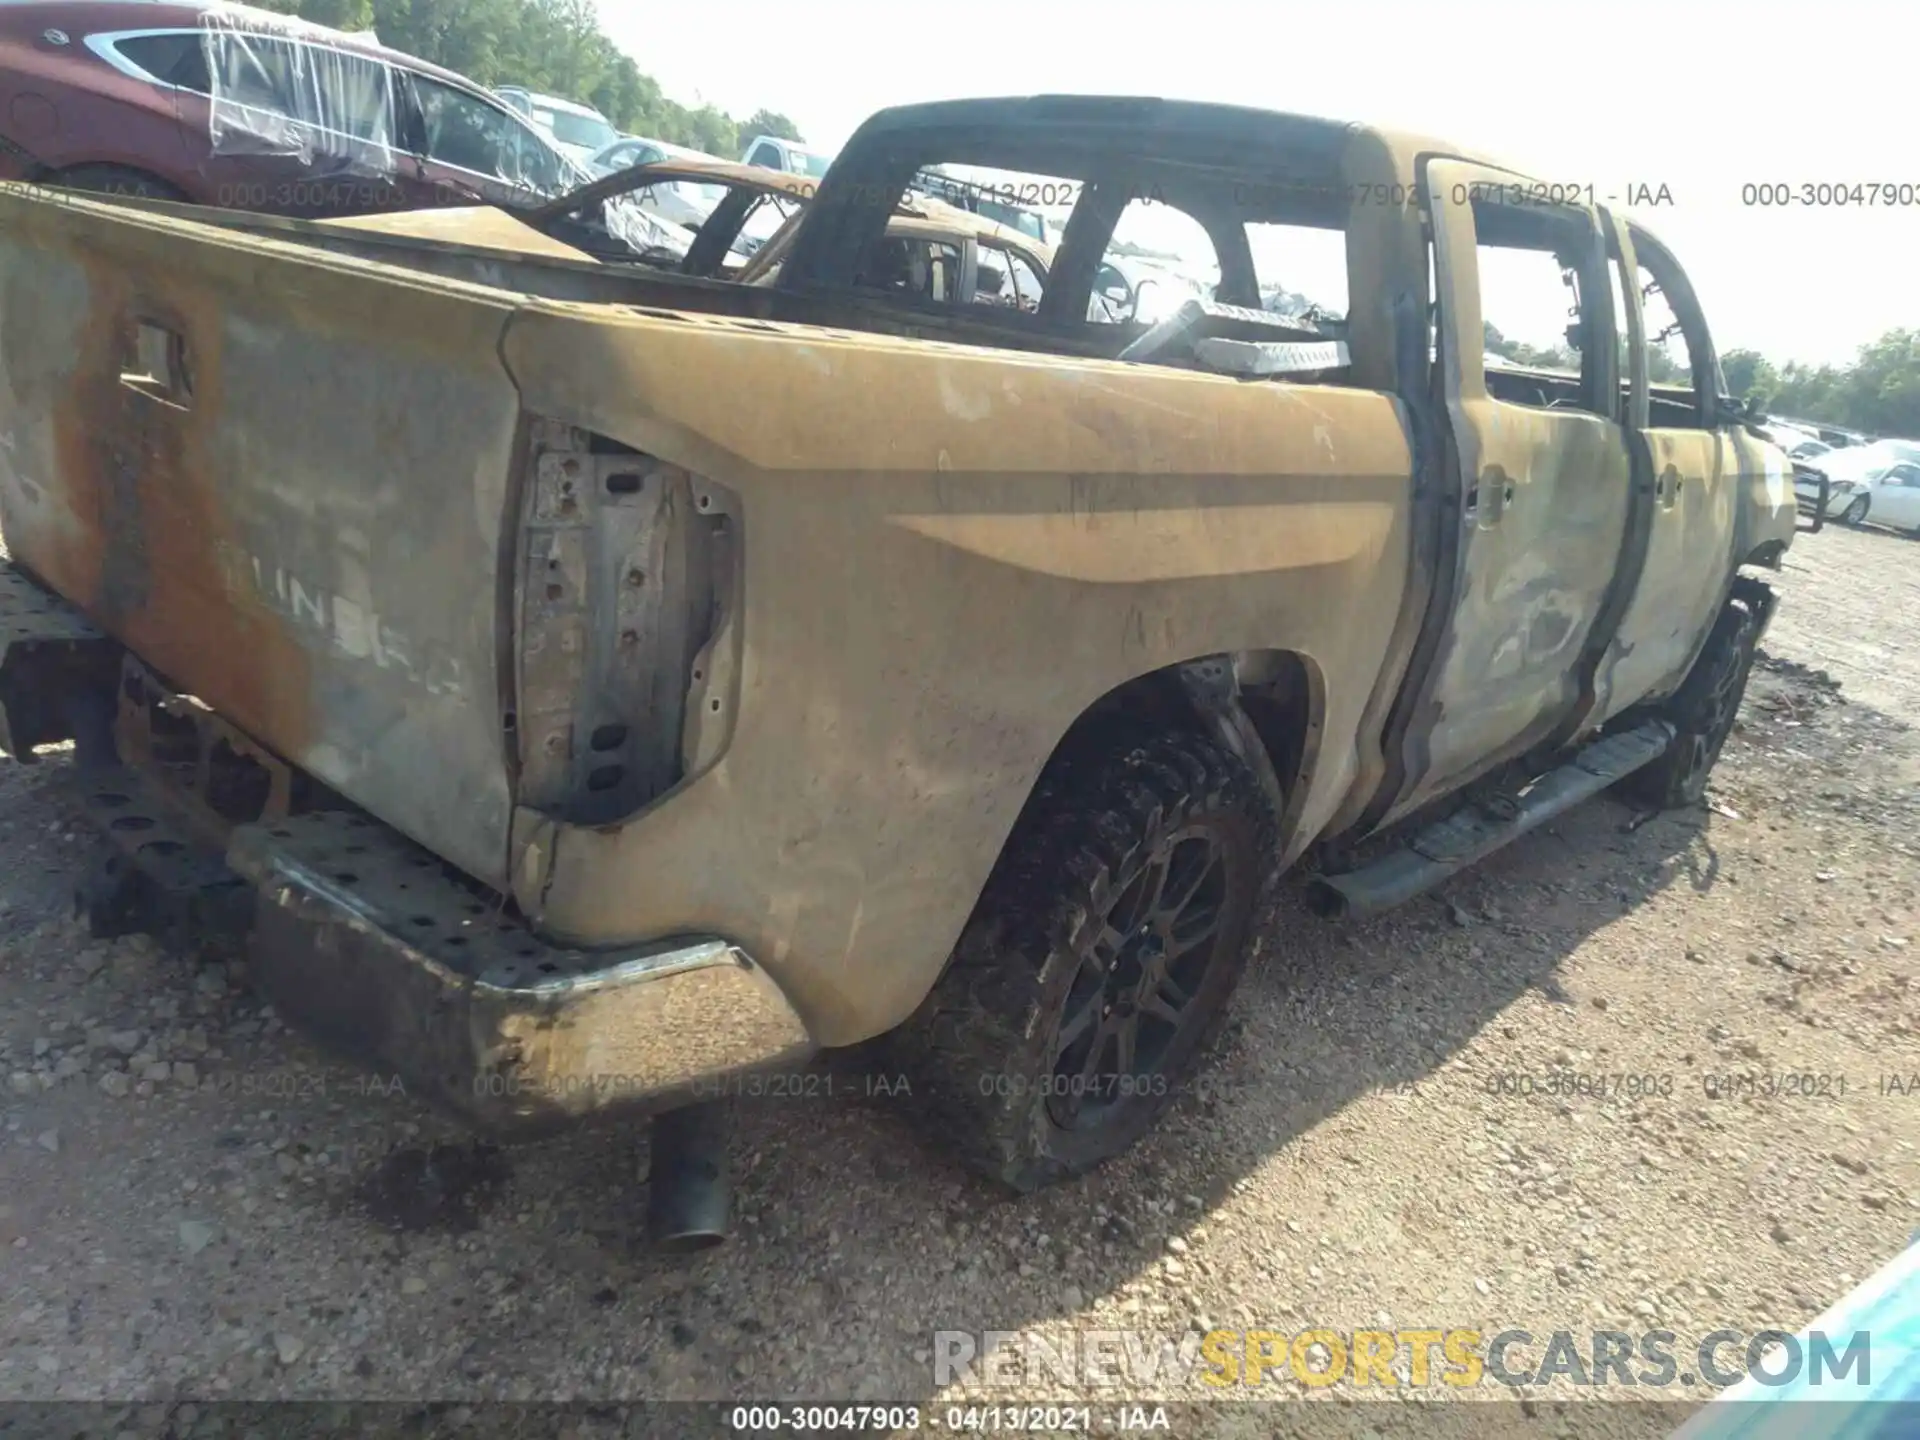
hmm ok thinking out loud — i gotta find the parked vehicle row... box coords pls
[0,0,588,214]
[738,132,832,178]
[1793,438,1920,530]
[494,85,617,166]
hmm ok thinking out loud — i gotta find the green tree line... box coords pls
[1723,331,1920,439]
[1487,318,1920,439]
[255,0,803,156]
[1484,323,1688,384]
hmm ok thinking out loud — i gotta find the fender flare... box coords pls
[1173,656,1289,826]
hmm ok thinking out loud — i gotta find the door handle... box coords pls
[1466,471,1517,528]
[119,318,191,409]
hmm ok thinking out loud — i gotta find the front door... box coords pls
[1386,160,1636,821]
[1590,218,1743,718]
[1876,464,1920,530]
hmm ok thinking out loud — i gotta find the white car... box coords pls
[1795,438,1920,531]
[586,137,732,228]
[739,134,834,180]
[494,87,619,167]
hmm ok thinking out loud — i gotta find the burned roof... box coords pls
[834,94,1496,196]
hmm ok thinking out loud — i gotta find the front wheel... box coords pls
[1621,586,1766,809]
[898,728,1278,1192]
[1842,494,1871,526]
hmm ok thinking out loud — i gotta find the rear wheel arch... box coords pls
[919,648,1325,1003]
[1016,648,1325,861]
[50,163,191,203]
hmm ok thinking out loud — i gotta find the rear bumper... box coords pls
[226,813,815,1136]
[8,554,816,1134]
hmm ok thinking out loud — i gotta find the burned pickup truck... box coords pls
[0,96,1795,1240]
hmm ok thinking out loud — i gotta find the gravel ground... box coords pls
[2,521,1918,1437]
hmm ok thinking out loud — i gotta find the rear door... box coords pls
[1389,161,1635,818]
[194,30,407,218]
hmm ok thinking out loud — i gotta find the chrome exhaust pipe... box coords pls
[646,1101,730,1253]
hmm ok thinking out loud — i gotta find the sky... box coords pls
[597,0,1917,368]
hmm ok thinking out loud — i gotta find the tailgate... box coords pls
[0,188,524,887]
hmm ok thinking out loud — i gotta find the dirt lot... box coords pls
[2,521,1918,1436]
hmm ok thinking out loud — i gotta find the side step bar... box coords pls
[1310,719,1675,919]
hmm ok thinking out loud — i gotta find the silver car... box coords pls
[586,137,733,229]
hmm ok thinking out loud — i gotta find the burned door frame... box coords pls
[1376,159,1635,824]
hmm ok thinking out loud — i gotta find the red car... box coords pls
[0,0,582,216]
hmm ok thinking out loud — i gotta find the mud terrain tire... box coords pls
[1622,584,1767,809]
[899,728,1278,1192]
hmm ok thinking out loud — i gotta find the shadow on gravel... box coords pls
[356,1141,513,1234]
[0,652,1907,1402]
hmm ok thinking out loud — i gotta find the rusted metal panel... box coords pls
[512,425,717,825]
[496,302,1419,1045]
[0,188,526,887]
